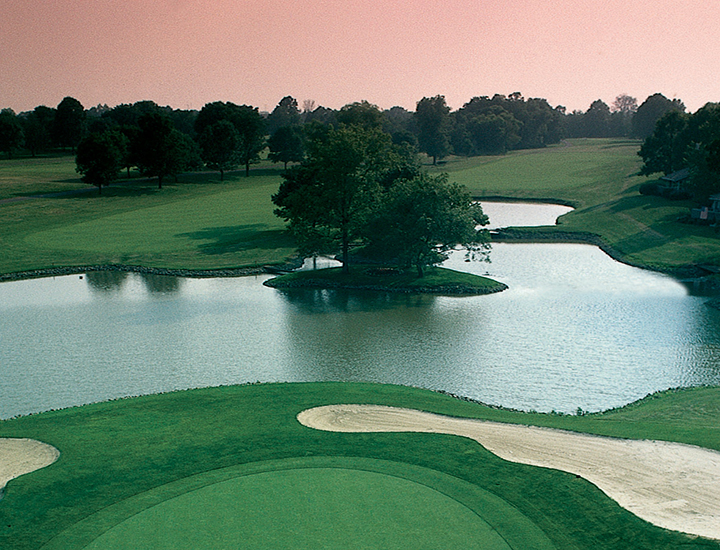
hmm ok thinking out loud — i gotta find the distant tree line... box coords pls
[0,91,700,194]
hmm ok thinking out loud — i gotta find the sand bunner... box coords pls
[298,404,720,541]
[0,438,59,494]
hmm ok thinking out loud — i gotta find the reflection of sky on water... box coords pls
[479,201,573,229]
[1,206,719,418]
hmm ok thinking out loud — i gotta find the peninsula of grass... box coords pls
[2,382,719,550]
[263,265,508,295]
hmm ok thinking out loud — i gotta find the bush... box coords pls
[639,182,661,196]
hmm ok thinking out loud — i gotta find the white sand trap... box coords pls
[0,438,59,492]
[298,405,720,540]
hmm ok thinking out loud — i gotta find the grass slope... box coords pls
[1,382,719,550]
[1,139,719,277]
[0,162,294,275]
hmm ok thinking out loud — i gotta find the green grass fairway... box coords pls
[0,166,295,275]
[2,139,719,276]
[2,382,719,550]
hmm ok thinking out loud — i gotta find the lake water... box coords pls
[1,203,719,418]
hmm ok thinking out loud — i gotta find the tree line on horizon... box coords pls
[0,91,692,159]
[2,90,717,195]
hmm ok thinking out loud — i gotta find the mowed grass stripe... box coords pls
[51,458,553,550]
[6,175,295,271]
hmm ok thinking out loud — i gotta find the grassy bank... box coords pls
[434,139,720,273]
[1,139,718,278]
[264,265,508,294]
[1,382,718,550]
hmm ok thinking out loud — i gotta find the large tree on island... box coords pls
[360,173,490,277]
[272,124,418,273]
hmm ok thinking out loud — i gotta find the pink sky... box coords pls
[2,0,719,114]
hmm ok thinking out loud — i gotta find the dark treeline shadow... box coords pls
[276,287,434,315]
[85,270,129,292]
[139,273,183,294]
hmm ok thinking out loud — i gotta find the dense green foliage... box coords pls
[197,120,241,180]
[415,95,451,164]
[272,124,422,272]
[75,130,128,193]
[360,173,490,276]
[0,108,24,158]
[1,382,719,550]
[638,102,720,198]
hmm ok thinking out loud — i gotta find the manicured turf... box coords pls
[0,163,295,274]
[1,139,719,276]
[69,458,550,550]
[2,382,719,550]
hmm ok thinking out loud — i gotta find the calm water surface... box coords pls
[1,203,719,418]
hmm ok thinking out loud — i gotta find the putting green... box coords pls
[44,457,554,550]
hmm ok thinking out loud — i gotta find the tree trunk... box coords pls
[341,225,350,274]
[416,263,424,277]
[220,169,224,181]
[245,162,250,177]
[158,175,163,189]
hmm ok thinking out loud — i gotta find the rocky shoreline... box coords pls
[0,259,304,283]
[263,276,509,296]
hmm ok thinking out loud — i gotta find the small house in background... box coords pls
[691,193,720,224]
[659,168,690,194]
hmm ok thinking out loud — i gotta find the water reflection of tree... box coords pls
[139,273,182,294]
[277,287,433,315]
[85,270,129,292]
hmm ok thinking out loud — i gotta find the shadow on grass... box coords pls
[179,224,294,255]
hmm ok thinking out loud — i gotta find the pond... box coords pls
[1,203,719,419]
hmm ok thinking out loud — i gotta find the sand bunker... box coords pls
[298,404,720,540]
[0,438,59,493]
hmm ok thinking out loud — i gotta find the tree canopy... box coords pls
[272,123,489,276]
[415,95,451,164]
[272,125,419,272]
[53,96,86,152]
[197,120,240,180]
[361,173,490,276]
[0,109,24,158]
[75,130,127,194]
[135,113,199,188]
